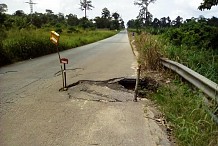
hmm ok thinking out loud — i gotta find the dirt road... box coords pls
[0,30,171,146]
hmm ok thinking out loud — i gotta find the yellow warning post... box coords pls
[50,31,60,46]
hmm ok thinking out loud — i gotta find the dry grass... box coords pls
[135,32,162,71]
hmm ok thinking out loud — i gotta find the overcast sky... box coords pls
[1,0,218,23]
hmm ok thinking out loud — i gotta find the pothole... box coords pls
[66,77,158,102]
[118,78,136,90]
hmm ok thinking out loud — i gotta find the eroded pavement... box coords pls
[0,30,172,146]
[1,76,172,146]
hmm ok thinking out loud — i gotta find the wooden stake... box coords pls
[134,65,141,102]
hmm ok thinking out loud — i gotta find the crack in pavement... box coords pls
[68,90,123,103]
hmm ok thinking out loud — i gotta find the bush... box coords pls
[0,28,11,66]
[67,27,79,33]
[0,42,11,66]
[55,28,63,34]
[159,20,218,83]
[164,20,218,50]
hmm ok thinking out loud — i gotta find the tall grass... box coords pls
[153,77,218,146]
[132,32,218,146]
[1,29,117,66]
[162,40,218,83]
[134,31,218,83]
[134,32,161,70]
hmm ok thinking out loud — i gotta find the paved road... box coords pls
[0,30,171,146]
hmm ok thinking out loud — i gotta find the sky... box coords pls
[1,0,218,24]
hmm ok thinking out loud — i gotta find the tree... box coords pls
[199,0,218,10]
[80,0,94,18]
[160,17,167,27]
[207,16,218,26]
[127,19,135,28]
[134,0,156,26]
[46,9,53,14]
[127,19,143,32]
[66,14,79,26]
[120,19,125,29]
[79,17,94,29]
[31,13,45,28]
[14,10,25,16]
[166,16,171,27]
[172,16,183,27]
[152,18,160,28]
[0,3,7,13]
[112,12,119,20]
[58,13,65,23]
[102,8,110,19]
[111,12,120,30]
[0,4,7,25]
[137,7,146,24]
[94,16,109,28]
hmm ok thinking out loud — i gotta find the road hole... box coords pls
[118,78,136,91]
[66,77,159,102]
[66,77,158,94]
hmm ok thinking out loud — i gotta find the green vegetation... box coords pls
[0,3,125,66]
[130,14,218,146]
[133,32,218,146]
[130,1,218,145]
[162,18,218,83]
[0,28,116,66]
[129,16,218,83]
[199,0,218,10]
[153,77,218,146]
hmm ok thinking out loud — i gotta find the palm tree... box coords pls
[134,0,156,26]
[80,0,94,18]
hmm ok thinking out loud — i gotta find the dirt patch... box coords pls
[66,77,159,95]
[64,77,160,104]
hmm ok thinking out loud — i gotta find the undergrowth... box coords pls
[134,31,218,83]
[132,31,218,146]
[162,41,218,83]
[134,32,161,70]
[0,28,116,66]
[153,76,218,146]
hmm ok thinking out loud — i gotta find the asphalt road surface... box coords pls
[0,30,171,146]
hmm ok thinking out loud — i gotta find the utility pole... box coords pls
[25,0,37,23]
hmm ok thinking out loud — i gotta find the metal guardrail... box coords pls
[161,58,218,124]
[129,36,218,123]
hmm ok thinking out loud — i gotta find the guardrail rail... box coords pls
[161,58,218,124]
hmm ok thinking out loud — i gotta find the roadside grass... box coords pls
[161,39,218,84]
[134,32,162,70]
[130,31,218,146]
[0,28,117,66]
[152,76,218,146]
[133,30,218,83]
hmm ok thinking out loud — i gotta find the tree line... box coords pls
[127,15,218,29]
[128,0,218,30]
[0,3,125,31]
